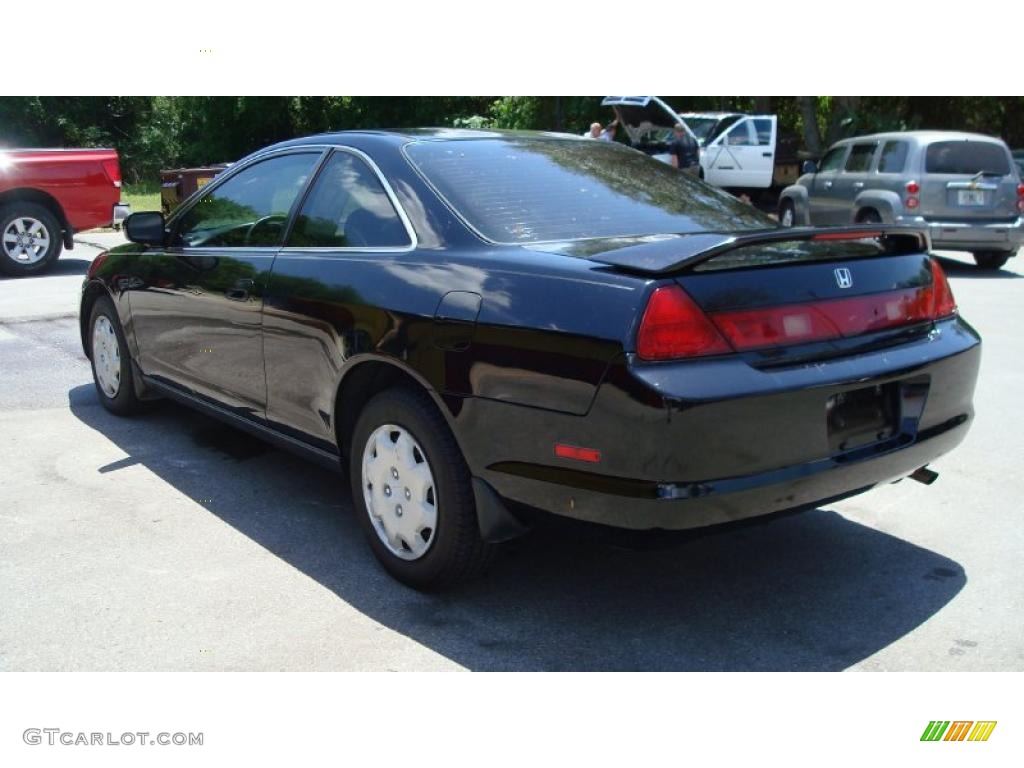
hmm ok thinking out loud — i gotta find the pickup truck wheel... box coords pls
[0,203,63,276]
[89,296,146,416]
[973,251,1010,270]
[350,385,494,590]
[778,200,795,227]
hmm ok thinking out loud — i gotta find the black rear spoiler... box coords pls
[586,226,930,275]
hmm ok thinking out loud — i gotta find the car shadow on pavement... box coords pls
[69,384,967,671]
[0,258,92,280]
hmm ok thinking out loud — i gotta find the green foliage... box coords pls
[2,97,1023,184]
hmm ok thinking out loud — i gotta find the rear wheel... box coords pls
[0,202,63,276]
[973,251,1010,270]
[778,200,796,227]
[350,386,494,589]
[89,296,146,416]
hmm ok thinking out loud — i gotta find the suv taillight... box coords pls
[637,285,731,360]
[101,158,122,188]
[905,180,920,210]
[1017,183,1024,212]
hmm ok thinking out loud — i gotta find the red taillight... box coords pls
[929,258,956,318]
[905,180,920,195]
[1016,183,1024,198]
[101,158,122,188]
[636,285,731,360]
[554,443,601,463]
[905,196,919,209]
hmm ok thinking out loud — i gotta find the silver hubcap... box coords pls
[3,216,50,264]
[780,207,794,227]
[92,315,121,398]
[361,424,437,561]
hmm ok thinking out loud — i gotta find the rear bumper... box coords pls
[896,214,1023,253]
[456,317,981,531]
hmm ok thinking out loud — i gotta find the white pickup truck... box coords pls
[602,96,800,196]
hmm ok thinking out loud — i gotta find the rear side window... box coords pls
[287,151,411,248]
[877,141,908,173]
[844,143,877,172]
[818,146,846,172]
[925,141,1010,175]
[752,119,773,146]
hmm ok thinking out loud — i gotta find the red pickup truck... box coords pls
[0,148,123,276]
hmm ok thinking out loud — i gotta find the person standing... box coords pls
[668,123,700,175]
[583,118,619,141]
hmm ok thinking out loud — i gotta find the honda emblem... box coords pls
[834,267,853,289]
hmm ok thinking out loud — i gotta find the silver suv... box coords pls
[779,131,1024,269]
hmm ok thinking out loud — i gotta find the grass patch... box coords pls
[121,182,161,213]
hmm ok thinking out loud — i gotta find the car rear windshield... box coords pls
[405,138,774,244]
[925,141,1010,175]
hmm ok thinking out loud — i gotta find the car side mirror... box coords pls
[124,211,166,247]
[801,160,818,175]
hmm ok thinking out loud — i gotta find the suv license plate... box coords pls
[957,189,985,206]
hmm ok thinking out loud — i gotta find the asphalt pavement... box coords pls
[0,233,1021,671]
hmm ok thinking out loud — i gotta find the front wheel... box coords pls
[973,251,1010,270]
[89,297,147,416]
[350,386,494,589]
[0,202,63,276]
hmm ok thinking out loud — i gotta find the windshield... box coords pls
[925,141,1011,175]
[680,117,720,146]
[406,138,773,244]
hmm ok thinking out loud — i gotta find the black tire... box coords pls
[349,385,494,590]
[0,202,64,276]
[88,296,147,416]
[973,251,1010,270]
[857,208,882,224]
[778,200,796,227]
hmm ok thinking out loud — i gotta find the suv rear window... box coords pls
[925,141,1010,175]
[406,138,773,243]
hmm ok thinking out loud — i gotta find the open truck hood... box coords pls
[601,96,698,144]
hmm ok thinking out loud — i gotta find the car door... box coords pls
[128,149,323,416]
[831,141,879,221]
[701,117,775,188]
[261,148,416,448]
[807,144,850,225]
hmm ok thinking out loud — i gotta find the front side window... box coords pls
[844,143,877,172]
[175,153,319,248]
[287,152,411,248]
[818,146,847,173]
[725,121,755,146]
[877,141,908,173]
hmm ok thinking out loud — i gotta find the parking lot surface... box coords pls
[0,233,1021,671]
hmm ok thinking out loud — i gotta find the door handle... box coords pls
[823,181,833,189]
[762,152,773,157]
[226,278,255,302]
[852,182,865,189]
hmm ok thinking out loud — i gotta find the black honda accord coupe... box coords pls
[81,129,981,589]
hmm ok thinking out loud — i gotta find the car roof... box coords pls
[832,130,1009,147]
[262,128,583,152]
